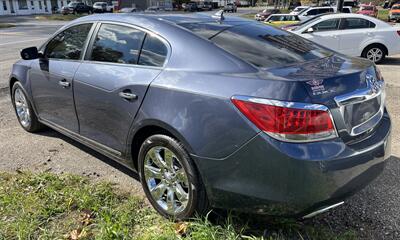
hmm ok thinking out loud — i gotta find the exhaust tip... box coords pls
[302,201,344,219]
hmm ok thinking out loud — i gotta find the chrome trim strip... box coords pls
[231,95,338,143]
[303,201,344,219]
[232,95,329,111]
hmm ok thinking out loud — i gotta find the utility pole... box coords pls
[336,0,344,12]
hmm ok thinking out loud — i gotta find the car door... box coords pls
[29,23,94,133]
[73,23,169,154]
[338,18,376,56]
[300,18,341,51]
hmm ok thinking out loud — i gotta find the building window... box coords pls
[3,1,7,11]
[18,0,28,9]
[39,0,42,9]
[30,0,34,9]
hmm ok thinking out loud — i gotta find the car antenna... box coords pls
[212,9,225,22]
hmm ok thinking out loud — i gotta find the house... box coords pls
[0,0,52,15]
[0,0,172,15]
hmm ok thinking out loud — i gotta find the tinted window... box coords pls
[138,34,168,67]
[318,8,333,14]
[342,7,351,13]
[306,9,318,15]
[90,24,145,64]
[313,19,340,32]
[45,23,92,60]
[341,18,375,29]
[209,23,332,68]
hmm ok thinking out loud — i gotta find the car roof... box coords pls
[71,13,249,26]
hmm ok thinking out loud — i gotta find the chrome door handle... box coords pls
[119,91,137,100]
[58,79,70,88]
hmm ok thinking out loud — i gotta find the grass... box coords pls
[0,23,15,28]
[35,14,87,21]
[0,172,357,239]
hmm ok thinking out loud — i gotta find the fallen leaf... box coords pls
[68,228,87,240]
[175,222,188,236]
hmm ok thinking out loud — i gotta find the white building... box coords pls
[0,0,77,15]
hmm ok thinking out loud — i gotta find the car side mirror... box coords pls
[20,47,39,60]
[306,27,314,33]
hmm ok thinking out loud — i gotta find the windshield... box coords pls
[94,2,105,6]
[68,2,78,7]
[180,22,332,69]
[393,5,400,10]
[297,7,310,15]
[293,7,306,12]
[290,16,322,30]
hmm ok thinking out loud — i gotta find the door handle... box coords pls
[119,91,138,100]
[58,79,70,88]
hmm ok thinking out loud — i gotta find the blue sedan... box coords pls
[10,13,391,219]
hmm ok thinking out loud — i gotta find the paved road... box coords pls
[0,18,65,89]
[1,15,400,239]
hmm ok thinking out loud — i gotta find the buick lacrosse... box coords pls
[10,13,391,219]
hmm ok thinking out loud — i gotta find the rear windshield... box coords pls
[180,22,332,68]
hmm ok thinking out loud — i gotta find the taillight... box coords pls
[231,97,337,142]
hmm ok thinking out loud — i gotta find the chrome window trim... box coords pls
[231,95,338,143]
[85,20,171,69]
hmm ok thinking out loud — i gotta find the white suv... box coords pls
[290,13,400,63]
[296,6,352,20]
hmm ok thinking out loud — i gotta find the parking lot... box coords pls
[0,14,400,239]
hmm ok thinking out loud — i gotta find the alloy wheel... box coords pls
[14,88,31,128]
[144,146,190,215]
[366,48,383,63]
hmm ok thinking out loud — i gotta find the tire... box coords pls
[138,134,209,220]
[362,44,386,64]
[11,82,44,133]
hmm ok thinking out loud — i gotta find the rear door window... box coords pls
[89,23,145,64]
[208,23,332,68]
[340,18,375,29]
[138,34,168,67]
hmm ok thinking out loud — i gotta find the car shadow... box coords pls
[380,57,400,65]
[35,128,139,181]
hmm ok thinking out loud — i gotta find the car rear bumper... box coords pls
[192,111,391,216]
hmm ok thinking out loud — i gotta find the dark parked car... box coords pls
[183,2,198,12]
[223,3,237,12]
[61,2,93,15]
[11,14,391,220]
[255,9,280,21]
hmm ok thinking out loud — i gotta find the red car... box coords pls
[356,4,378,18]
